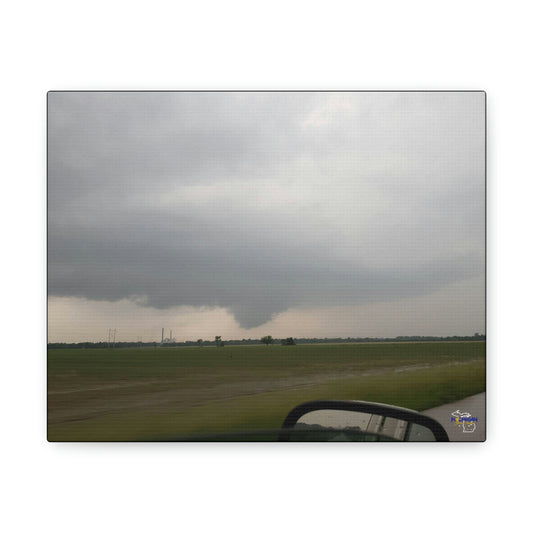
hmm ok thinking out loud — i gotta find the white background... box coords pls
[1,1,531,531]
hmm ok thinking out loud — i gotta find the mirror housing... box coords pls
[279,400,449,441]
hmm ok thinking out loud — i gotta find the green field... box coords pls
[47,342,486,441]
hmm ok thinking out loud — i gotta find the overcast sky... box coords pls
[47,91,485,342]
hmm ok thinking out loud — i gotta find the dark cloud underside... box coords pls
[48,92,485,328]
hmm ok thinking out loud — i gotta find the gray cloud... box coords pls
[48,92,485,329]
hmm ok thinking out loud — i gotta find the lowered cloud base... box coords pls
[48,92,485,339]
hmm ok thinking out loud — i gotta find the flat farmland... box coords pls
[47,342,486,441]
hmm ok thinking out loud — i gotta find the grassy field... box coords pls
[47,342,486,441]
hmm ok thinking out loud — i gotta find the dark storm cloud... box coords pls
[48,92,318,201]
[48,92,485,328]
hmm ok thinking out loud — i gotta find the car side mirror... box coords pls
[279,400,449,441]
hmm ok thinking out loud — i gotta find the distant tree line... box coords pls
[280,337,296,346]
[47,334,485,349]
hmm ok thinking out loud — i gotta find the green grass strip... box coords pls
[48,359,485,441]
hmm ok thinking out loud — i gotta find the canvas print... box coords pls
[47,91,486,442]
